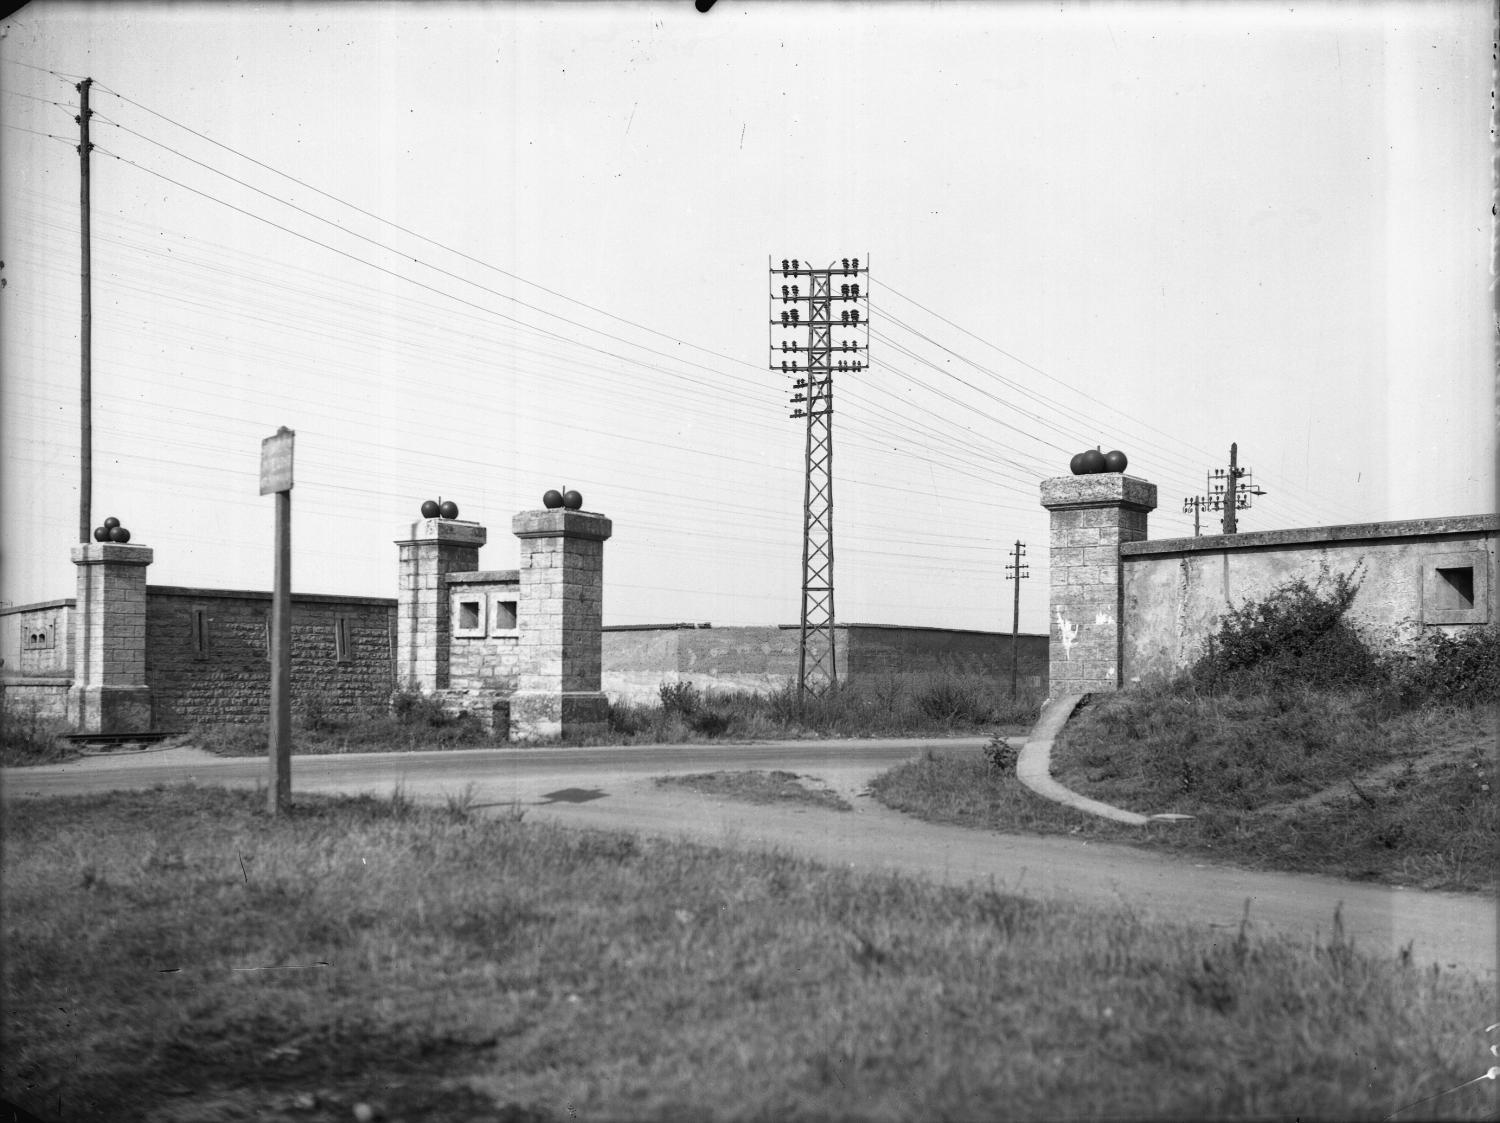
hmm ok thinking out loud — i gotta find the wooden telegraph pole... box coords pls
[1004,540,1028,696]
[260,427,295,814]
[77,77,93,542]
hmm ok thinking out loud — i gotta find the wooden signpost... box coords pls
[260,427,294,815]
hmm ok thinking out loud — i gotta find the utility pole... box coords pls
[76,77,93,543]
[1004,540,1028,696]
[1193,442,1267,534]
[1183,495,1203,536]
[771,256,868,703]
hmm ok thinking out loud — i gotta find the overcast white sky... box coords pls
[1,0,1493,634]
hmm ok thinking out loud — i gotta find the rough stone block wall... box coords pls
[146,588,396,728]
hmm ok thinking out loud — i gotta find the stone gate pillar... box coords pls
[395,517,487,692]
[69,542,154,733]
[1041,474,1157,696]
[509,506,612,741]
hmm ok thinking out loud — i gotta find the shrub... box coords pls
[0,702,75,767]
[687,708,733,737]
[390,691,458,729]
[658,680,702,717]
[983,731,1019,773]
[1191,566,1383,692]
[1389,626,1500,707]
[607,700,651,736]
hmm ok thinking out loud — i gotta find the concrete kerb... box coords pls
[1016,693,1194,826]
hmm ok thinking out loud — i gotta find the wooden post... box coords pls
[260,428,295,815]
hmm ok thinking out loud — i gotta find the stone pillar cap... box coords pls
[71,543,154,565]
[394,518,487,547]
[512,508,613,541]
[1040,474,1157,513]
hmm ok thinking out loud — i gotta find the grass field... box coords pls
[870,688,1496,892]
[3,787,1496,1122]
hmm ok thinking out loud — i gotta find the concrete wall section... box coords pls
[0,599,73,677]
[1120,516,1499,684]
[844,625,1047,689]
[146,587,396,729]
[601,624,1047,703]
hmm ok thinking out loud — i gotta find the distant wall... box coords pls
[602,624,1047,703]
[1120,516,1499,684]
[145,587,396,729]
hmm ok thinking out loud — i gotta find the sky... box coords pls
[1,0,1493,636]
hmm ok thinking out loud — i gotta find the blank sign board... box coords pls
[259,427,295,495]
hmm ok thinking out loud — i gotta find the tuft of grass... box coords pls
[599,674,1041,745]
[655,769,853,812]
[0,702,79,767]
[2,787,1494,1122]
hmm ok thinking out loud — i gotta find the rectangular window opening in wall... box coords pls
[192,608,209,658]
[492,598,518,632]
[453,596,485,638]
[1423,552,1490,626]
[264,615,271,662]
[1436,566,1475,610]
[335,616,353,663]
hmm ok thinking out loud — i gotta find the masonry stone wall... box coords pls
[0,678,72,722]
[1041,474,1157,695]
[1119,517,1500,684]
[1,600,73,678]
[146,588,395,729]
[445,571,523,691]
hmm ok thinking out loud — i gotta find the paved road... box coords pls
[5,738,1495,977]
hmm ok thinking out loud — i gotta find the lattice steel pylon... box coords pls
[770,256,869,703]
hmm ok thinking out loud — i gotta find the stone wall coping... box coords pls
[0,598,75,616]
[1,675,73,687]
[147,585,397,607]
[1040,474,1158,512]
[70,543,155,566]
[512,509,613,541]
[446,570,520,586]
[1121,513,1500,558]
[394,519,488,547]
[604,622,713,631]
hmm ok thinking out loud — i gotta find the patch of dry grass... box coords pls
[3,787,1495,1122]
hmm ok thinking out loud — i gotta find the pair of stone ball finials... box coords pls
[543,489,584,510]
[1070,449,1129,475]
[92,516,131,543]
[420,499,460,520]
